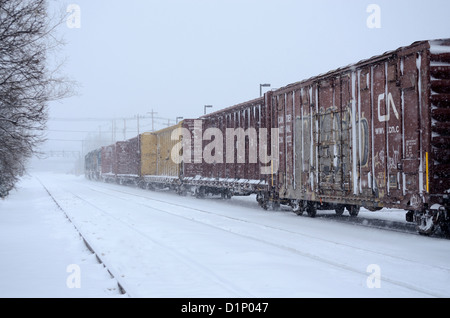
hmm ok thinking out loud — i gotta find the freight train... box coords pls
[85,39,450,236]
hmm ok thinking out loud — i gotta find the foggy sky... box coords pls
[45,0,450,153]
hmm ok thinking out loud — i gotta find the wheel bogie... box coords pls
[286,198,361,219]
[291,200,306,216]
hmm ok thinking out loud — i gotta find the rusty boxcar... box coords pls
[181,98,272,199]
[268,39,450,234]
[100,144,116,182]
[114,137,140,184]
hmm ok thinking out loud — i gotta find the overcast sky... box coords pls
[44,0,450,153]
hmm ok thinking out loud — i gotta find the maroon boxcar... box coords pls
[114,136,140,184]
[181,96,275,198]
[270,39,450,234]
[100,144,116,182]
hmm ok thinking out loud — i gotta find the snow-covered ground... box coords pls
[1,173,450,298]
[0,175,123,297]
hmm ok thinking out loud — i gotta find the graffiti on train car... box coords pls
[298,107,370,182]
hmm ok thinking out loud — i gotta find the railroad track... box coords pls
[41,180,254,297]
[89,180,443,239]
[75,180,450,297]
[36,177,130,297]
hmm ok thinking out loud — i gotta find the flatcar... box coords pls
[85,39,450,235]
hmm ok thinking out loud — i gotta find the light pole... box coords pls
[176,117,184,124]
[260,83,271,97]
[204,105,213,115]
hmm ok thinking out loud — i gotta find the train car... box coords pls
[268,39,450,234]
[84,149,101,180]
[100,144,116,182]
[181,98,273,199]
[115,136,140,185]
[139,132,157,182]
[84,150,94,179]
[139,122,184,191]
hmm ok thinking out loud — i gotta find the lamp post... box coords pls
[204,105,213,115]
[176,117,184,124]
[260,83,271,97]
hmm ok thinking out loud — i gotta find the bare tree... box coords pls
[0,0,72,197]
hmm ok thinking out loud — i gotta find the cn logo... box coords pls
[378,92,399,122]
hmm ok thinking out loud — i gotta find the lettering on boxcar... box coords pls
[378,92,399,123]
[405,139,417,158]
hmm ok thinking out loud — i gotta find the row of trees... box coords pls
[0,0,70,197]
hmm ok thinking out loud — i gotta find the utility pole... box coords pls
[110,120,114,143]
[137,114,140,136]
[147,109,158,132]
[123,118,127,140]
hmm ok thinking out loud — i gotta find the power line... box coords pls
[47,129,112,133]
[46,139,84,142]
[49,115,178,122]
[49,117,119,122]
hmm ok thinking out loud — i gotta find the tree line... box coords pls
[0,0,71,197]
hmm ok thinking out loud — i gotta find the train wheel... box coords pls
[221,190,232,200]
[306,202,317,218]
[347,205,360,217]
[335,205,345,216]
